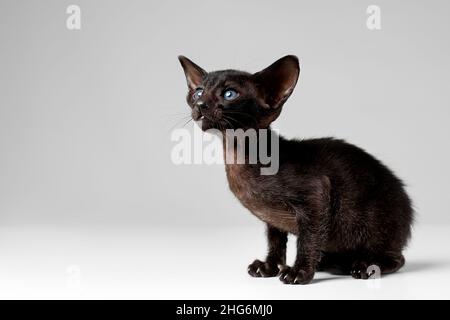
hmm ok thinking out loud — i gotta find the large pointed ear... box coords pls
[253,55,300,109]
[178,55,207,90]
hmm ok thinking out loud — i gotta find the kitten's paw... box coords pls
[247,259,280,277]
[350,261,373,279]
[279,266,314,285]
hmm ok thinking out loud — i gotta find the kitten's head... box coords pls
[178,55,300,131]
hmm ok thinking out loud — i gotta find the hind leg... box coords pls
[350,252,405,279]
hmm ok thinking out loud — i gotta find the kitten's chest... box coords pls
[225,164,297,234]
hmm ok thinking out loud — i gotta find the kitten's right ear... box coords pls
[178,56,207,90]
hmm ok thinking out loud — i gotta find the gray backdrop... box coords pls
[1,0,449,227]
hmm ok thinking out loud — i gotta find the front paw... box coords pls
[279,266,314,285]
[247,259,281,277]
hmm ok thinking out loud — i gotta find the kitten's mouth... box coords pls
[194,114,207,123]
[195,115,219,131]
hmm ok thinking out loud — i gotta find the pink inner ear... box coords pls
[186,74,202,90]
[254,55,300,109]
[178,56,207,90]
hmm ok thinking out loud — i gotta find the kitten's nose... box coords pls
[196,100,208,110]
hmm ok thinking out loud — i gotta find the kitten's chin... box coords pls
[195,119,216,131]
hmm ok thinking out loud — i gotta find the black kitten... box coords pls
[178,55,413,284]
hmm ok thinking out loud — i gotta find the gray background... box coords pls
[1,0,449,227]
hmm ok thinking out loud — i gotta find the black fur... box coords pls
[178,55,413,284]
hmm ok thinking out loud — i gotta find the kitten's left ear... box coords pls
[253,55,300,109]
[178,55,207,90]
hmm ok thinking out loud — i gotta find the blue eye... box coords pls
[223,89,239,101]
[193,89,203,100]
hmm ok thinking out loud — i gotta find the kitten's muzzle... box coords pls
[192,101,209,121]
[193,101,221,121]
[192,106,205,121]
[196,100,209,110]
